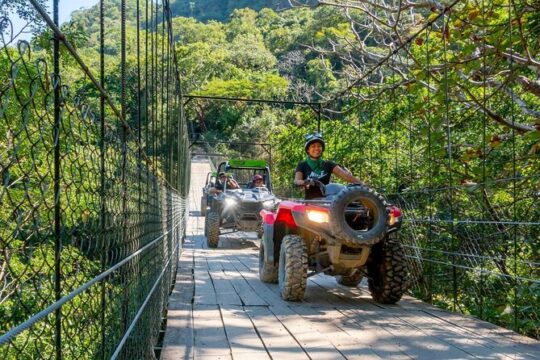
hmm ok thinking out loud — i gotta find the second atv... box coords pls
[205,159,279,248]
[259,180,408,304]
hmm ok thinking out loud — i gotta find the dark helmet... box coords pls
[304,133,325,153]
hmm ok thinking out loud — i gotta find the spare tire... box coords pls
[329,185,388,246]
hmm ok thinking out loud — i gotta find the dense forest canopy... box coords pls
[1,0,539,353]
[169,0,306,22]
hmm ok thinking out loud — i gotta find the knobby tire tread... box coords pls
[367,232,408,304]
[259,241,278,283]
[279,235,308,301]
[206,211,220,248]
[336,272,363,287]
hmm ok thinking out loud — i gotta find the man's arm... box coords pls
[333,166,365,185]
[294,171,305,187]
[228,179,239,189]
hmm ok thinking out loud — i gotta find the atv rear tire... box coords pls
[259,241,278,283]
[336,271,363,287]
[278,235,307,301]
[206,212,220,248]
[367,232,408,304]
[200,196,207,216]
[330,185,388,246]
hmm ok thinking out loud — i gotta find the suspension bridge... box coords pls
[1,0,539,359]
[159,157,538,360]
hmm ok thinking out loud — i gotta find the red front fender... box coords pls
[260,209,276,225]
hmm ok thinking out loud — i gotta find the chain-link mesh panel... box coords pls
[312,0,539,339]
[0,0,189,358]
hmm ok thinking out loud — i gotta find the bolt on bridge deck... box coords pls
[161,158,539,360]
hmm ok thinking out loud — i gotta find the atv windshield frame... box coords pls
[217,160,273,192]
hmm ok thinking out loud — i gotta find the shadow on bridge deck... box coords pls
[160,159,540,360]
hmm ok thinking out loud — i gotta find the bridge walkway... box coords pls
[160,158,540,360]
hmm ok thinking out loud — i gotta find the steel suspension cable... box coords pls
[52,0,61,358]
[99,0,107,357]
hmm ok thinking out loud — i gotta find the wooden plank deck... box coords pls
[161,157,540,360]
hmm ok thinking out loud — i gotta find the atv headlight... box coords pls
[263,200,275,209]
[225,198,237,206]
[306,209,329,223]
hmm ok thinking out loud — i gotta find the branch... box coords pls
[483,44,540,73]
[515,75,540,98]
[457,84,536,133]
[459,72,540,120]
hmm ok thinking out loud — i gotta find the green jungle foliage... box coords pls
[169,0,315,22]
[1,1,185,357]
[1,1,539,357]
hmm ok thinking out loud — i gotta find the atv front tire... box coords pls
[259,241,278,283]
[206,212,220,248]
[200,196,207,216]
[203,213,208,236]
[367,232,408,304]
[278,235,308,301]
[336,271,363,287]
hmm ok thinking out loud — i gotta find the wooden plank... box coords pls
[290,303,409,359]
[413,308,540,359]
[228,258,378,359]
[309,275,478,359]
[192,304,232,359]
[223,269,268,306]
[245,305,310,360]
[206,251,224,271]
[220,305,270,359]
[232,249,540,359]
[268,304,349,360]
[209,269,243,306]
[161,257,194,360]
[161,301,194,360]
[311,274,540,359]
[339,306,475,359]
[234,252,259,272]
[373,307,540,360]
[264,272,461,359]
[194,254,218,305]
[227,255,284,305]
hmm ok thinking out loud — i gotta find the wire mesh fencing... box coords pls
[313,0,539,339]
[1,0,189,358]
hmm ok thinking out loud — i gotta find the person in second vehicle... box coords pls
[210,172,239,195]
[248,174,266,189]
[294,133,365,199]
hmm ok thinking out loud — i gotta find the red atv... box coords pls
[259,181,407,303]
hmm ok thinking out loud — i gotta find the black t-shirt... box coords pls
[215,181,225,191]
[295,160,337,199]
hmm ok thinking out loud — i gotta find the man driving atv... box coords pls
[294,133,365,199]
[210,172,240,195]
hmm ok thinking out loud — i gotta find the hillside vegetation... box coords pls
[2,0,539,349]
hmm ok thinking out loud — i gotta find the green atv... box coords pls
[205,159,279,248]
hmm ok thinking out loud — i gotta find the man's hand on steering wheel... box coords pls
[304,179,316,188]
